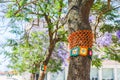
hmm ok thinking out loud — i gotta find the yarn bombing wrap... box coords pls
[68,30,93,49]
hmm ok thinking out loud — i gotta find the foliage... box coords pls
[1,0,120,76]
[92,55,102,69]
[91,0,120,33]
[90,0,120,68]
[1,0,68,75]
[5,30,45,73]
[4,24,68,73]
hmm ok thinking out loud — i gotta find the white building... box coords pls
[45,60,120,80]
[91,60,120,80]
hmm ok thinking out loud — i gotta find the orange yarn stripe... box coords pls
[44,65,47,71]
[68,30,93,49]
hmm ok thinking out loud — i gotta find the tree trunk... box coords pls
[39,41,55,80]
[39,71,45,80]
[67,0,94,80]
[31,73,35,80]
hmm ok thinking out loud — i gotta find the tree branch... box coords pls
[54,0,64,40]
[56,0,63,29]
[14,0,37,15]
[15,0,20,10]
[94,5,120,39]
[108,0,111,10]
[53,5,76,34]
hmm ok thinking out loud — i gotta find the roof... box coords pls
[102,60,120,66]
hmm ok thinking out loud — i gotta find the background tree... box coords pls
[1,0,68,80]
[4,26,64,80]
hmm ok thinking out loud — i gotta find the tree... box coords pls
[67,0,94,80]
[5,29,63,80]
[1,0,68,80]
[1,0,120,80]
[67,0,120,80]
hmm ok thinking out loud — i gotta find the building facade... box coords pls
[90,60,120,80]
[46,60,120,80]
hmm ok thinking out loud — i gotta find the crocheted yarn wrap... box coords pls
[68,30,93,49]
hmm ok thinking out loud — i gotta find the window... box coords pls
[49,69,65,80]
[117,68,120,80]
[90,68,98,80]
[102,68,114,80]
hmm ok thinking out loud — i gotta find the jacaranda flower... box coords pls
[57,43,69,66]
[116,30,120,39]
[96,32,112,47]
[89,15,96,23]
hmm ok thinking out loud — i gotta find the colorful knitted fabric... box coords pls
[41,65,47,71]
[68,30,93,49]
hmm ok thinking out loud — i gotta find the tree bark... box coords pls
[67,0,94,80]
[39,40,56,80]
[38,10,57,80]
[31,73,35,80]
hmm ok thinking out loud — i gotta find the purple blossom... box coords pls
[116,30,120,39]
[96,32,112,47]
[63,61,68,66]
[89,15,96,23]
[57,44,69,66]
[57,49,69,60]
[57,49,65,59]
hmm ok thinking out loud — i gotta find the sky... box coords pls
[0,2,13,71]
[0,15,21,72]
[0,3,24,72]
[0,16,13,71]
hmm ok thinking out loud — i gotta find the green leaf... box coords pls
[19,0,27,7]
[92,56,102,69]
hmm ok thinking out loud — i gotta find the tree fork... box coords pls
[67,0,94,80]
[38,11,56,80]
